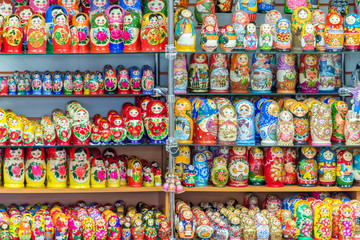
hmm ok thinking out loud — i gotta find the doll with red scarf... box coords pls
[26,14,47,54]
[264,147,285,187]
[144,100,168,144]
[58,0,79,24]
[99,119,111,145]
[25,147,46,187]
[52,13,71,53]
[324,12,344,51]
[3,14,23,53]
[125,106,144,144]
[110,115,126,145]
[15,6,34,51]
[4,147,24,188]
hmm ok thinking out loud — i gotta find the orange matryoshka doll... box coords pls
[52,13,70,53]
[3,14,23,53]
[58,0,79,24]
[27,14,47,53]
[72,13,90,53]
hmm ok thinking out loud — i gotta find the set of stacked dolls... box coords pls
[176,192,359,240]
[0,99,169,146]
[0,146,163,188]
[0,200,170,239]
[0,64,155,95]
[0,0,168,53]
[174,145,357,189]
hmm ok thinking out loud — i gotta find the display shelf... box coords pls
[179,143,354,148]
[0,143,165,148]
[0,52,165,56]
[176,92,341,96]
[183,185,360,192]
[0,94,161,98]
[0,186,163,193]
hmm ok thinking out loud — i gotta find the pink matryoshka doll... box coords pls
[264,147,284,187]
[196,99,218,145]
[228,146,249,187]
[29,0,49,17]
[125,106,144,144]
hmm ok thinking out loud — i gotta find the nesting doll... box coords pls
[141,65,154,95]
[155,12,167,51]
[285,0,306,14]
[69,25,79,52]
[25,147,46,188]
[259,24,272,51]
[8,116,23,146]
[331,101,348,143]
[217,104,237,145]
[344,13,360,50]
[318,148,336,186]
[211,156,228,187]
[69,147,90,188]
[234,0,257,22]
[254,98,269,143]
[116,65,129,94]
[90,156,106,188]
[281,148,296,185]
[276,111,294,145]
[104,65,117,94]
[193,153,209,187]
[45,5,67,53]
[297,147,318,186]
[72,13,90,53]
[248,147,265,185]
[175,9,195,52]
[15,6,34,52]
[105,5,124,53]
[3,14,22,53]
[232,11,249,50]
[264,147,284,187]
[324,12,344,51]
[313,203,332,240]
[107,159,120,187]
[290,102,309,144]
[174,53,188,93]
[71,70,82,94]
[259,100,279,145]
[144,100,168,144]
[276,54,297,93]
[110,116,126,145]
[188,53,209,92]
[175,98,193,144]
[251,54,272,93]
[339,204,356,239]
[52,13,70,53]
[229,53,249,93]
[0,109,7,146]
[299,54,320,93]
[291,7,311,51]
[196,99,218,145]
[194,0,215,25]
[52,72,63,95]
[219,25,236,52]
[265,10,282,44]
[209,53,229,92]
[310,102,332,145]
[319,54,335,92]
[90,13,110,53]
[42,72,52,95]
[55,116,71,145]
[234,100,255,145]
[47,147,67,188]
[244,23,257,50]
[89,0,110,19]
[336,150,353,187]
[3,147,24,188]
[122,11,140,52]
[125,106,144,144]
[200,24,218,52]
[140,13,160,52]
[301,23,315,51]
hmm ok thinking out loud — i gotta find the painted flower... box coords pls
[78,31,87,41]
[111,29,122,40]
[110,171,118,179]
[96,31,108,41]
[76,166,86,178]
[97,170,105,181]
[123,31,131,41]
[12,165,21,175]
[319,119,325,125]
[133,81,140,88]
[58,165,66,176]
[32,165,42,177]
[121,81,128,88]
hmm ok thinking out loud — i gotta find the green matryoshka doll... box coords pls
[294,200,313,240]
[90,13,110,53]
[211,156,229,187]
[291,7,311,51]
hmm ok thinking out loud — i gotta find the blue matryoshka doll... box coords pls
[235,0,257,22]
[275,18,292,51]
[235,100,255,145]
[90,0,110,19]
[196,99,218,145]
[259,100,279,145]
[190,97,203,144]
[319,54,335,93]
[45,5,67,53]
[32,71,43,95]
[106,5,125,53]
[193,152,209,187]
[129,66,142,94]
[23,71,32,95]
[7,76,16,95]
[53,71,63,95]
[42,71,53,95]
[141,65,154,95]
[318,148,336,187]
[251,54,272,93]
[119,0,141,15]
[354,149,360,186]
[257,0,274,13]
[254,97,269,143]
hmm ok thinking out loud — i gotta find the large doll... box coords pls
[259,100,279,145]
[90,13,110,53]
[196,99,218,145]
[122,11,141,52]
[27,14,47,54]
[299,54,320,93]
[72,13,90,53]
[52,13,70,53]
[45,5,67,53]
[141,13,160,52]
[3,14,23,54]
[106,5,125,53]
[144,100,169,144]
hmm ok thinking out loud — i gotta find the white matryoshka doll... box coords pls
[209,53,229,93]
[232,10,249,50]
[235,100,255,145]
[218,104,237,145]
[174,8,195,52]
[276,111,294,145]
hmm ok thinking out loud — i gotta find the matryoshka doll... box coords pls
[26,14,46,54]
[129,66,141,94]
[0,0,13,19]
[264,147,284,187]
[90,13,110,53]
[122,11,141,52]
[251,54,272,93]
[290,102,309,145]
[8,116,23,146]
[283,148,297,185]
[217,104,237,145]
[106,5,124,53]
[45,5,67,53]
[25,147,46,188]
[193,152,209,187]
[144,100,168,144]
[265,10,282,45]
[174,98,193,144]
[3,147,24,188]
[175,145,190,180]
[71,107,91,145]
[232,10,249,50]
[344,13,360,50]
[69,25,79,53]
[52,13,70,53]
[219,25,236,52]
[58,0,79,22]
[331,101,348,143]
[104,65,117,94]
[155,12,167,52]
[3,14,23,53]
[319,54,335,92]
[90,156,106,188]
[339,204,356,239]
[314,203,332,240]
[234,0,257,22]
[211,156,228,187]
[299,54,320,93]
[47,147,67,188]
[141,65,154,95]
[110,116,126,145]
[324,12,344,51]
[116,65,130,94]
[291,7,311,51]
[196,99,218,145]
[89,0,110,19]
[259,100,280,145]
[244,23,257,50]
[69,147,90,188]
[127,158,142,187]
[175,9,195,52]
[200,14,219,53]
[230,53,250,93]
[301,23,315,51]
[188,53,209,92]
[141,13,160,52]
[310,102,332,145]
[275,18,291,51]
[297,147,318,186]
[209,53,229,92]
[276,111,294,145]
[194,0,214,25]
[235,100,255,145]
[284,0,306,14]
[0,109,7,145]
[15,6,34,52]
[276,54,297,93]
[259,24,272,51]
[107,159,120,187]
[174,53,188,93]
[73,13,90,53]
[228,146,248,187]
[125,106,144,144]
[318,148,336,186]
[294,200,313,239]
[248,147,265,185]
[336,150,353,187]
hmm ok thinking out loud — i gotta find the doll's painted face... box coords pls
[31,16,42,26]
[196,153,205,162]
[51,7,66,18]
[304,24,313,33]
[95,15,106,26]
[346,15,356,25]
[176,101,186,112]
[253,150,263,159]
[31,149,42,158]
[55,14,66,24]
[305,55,316,66]
[114,118,122,125]
[109,7,122,20]
[235,11,245,22]
[343,151,353,161]
[94,0,106,7]
[274,148,283,158]
[9,16,19,26]
[237,54,248,65]
[284,55,295,66]
[261,24,270,34]
[124,0,136,6]
[56,148,66,158]
[239,105,250,117]
[11,118,19,126]
[20,9,33,21]
[151,103,163,114]
[62,0,76,7]
[148,0,164,12]
[330,14,340,25]
[223,106,235,118]
[1,3,12,17]
[303,148,316,158]
[129,109,139,117]
[149,15,158,25]
[34,0,47,8]
[74,149,87,160]
[11,148,22,157]
[278,21,288,30]
[298,9,308,19]
[76,14,86,24]
[234,146,245,156]
[195,54,206,63]
[267,12,279,23]
[247,23,256,33]
[294,105,306,117]
[70,26,77,34]
[76,109,87,119]
[269,103,280,117]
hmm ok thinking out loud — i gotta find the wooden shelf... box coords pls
[183,186,360,193]
[0,186,164,193]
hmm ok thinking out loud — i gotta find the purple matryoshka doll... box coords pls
[234,0,257,22]
[106,5,125,53]
[276,54,297,93]
[196,99,218,145]
[174,53,188,93]
[275,18,292,51]
[251,54,272,93]
[232,10,249,50]
[259,100,280,145]
[209,53,229,93]
[235,100,255,145]
[299,54,320,93]
[90,0,110,20]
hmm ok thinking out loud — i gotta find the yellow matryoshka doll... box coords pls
[175,8,196,52]
[47,147,67,188]
[4,147,25,188]
[174,98,193,144]
[25,147,46,188]
[291,7,311,51]
[90,156,106,188]
[69,147,90,188]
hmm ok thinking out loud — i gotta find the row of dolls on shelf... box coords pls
[0,4,168,54]
[174,145,357,189]
[176,192,358,240]
[175,6,358,53]
[0,146,163,188]
[174,53,342,94]
[0,64,155,96]
[0,99,169,146]
[0,200,170,240]
[174,96,353,146]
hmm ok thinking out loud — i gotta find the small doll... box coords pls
[90,13,110,53]
[217,104,237,145]
[248,147,265,185]
[193,153,209,187]
[235,100,255,145]
[52,13,70,53]
[318,148,336,186]
[25,147,46,187]
[290,102,309,145]
[244,22,257,51]
[260,100,280,145]
[276,54,297,93]
[110,116,126,145]
[8,116,23,146]
[200,24,219,52]
[276,111,294,145]
[4,147,25,188]
[219,24,236,52]
[344,13,360,51]
[122,11,141,52]
[175,8,196,52]
[324,12,344,51]
[125,106,144,144]
[69,25,79,53]
[3,14,22,53]
[230,53,250,93]
[331,101,348,143]
[301,23,315,51]
[106,5,125,53]
[299,54,320,93]
[275,18,291,51]
[72,13,90,53]
[116,65,130,94]
[90,156,106,188]
[69,147,90,188]
[259,23,272,51]
[129,66,141,94]
[141,65,154,95]
[27,14,47,54]
[283,148,297,185]
[336,150,353,187]
[174,53,188,93]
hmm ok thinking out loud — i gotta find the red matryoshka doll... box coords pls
[90,13,110,53]
[4,147,24,188]
[71,108,91,145]
[289,102,309,145]
[69,147,90,188]
[209,53,229,93]
[264,147,284,187]
[106,5,125,53]
[72,13,90,53]
[344,13,360,51]
[196,99,218,145]
[125,106,144,144]
[69,25,79,53]
[219,25,236,52]
[123,12,141,52]
[52,13,70,53]
[141,13,160,52]
[230,53,250,93]
[26,14,46,54]
[99,119,111,145]
[313,203,332,240]
[336,150,354,188]
[29,0,48,17]
[127,158,143,187]
[90,156,106,188]
[144,100,168,144]
[54,116,71,145]
[3,14,23,53]
[58,0,79,23]
[248,147,265,185]
[15,6,34,49]
[107,159,120,187]
[339,204,356,239]
[299,54,320,93]
[228,146,249,187]
[80,0,90,14]
[110,116,126,145]
[156,12,167,51]
[324,12,344,51]
[297,147,318,187]
[25,147,46,188]
[283,148,297,185]
[8,116,23,146]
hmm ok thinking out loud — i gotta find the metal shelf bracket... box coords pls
[165,44,177,60]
